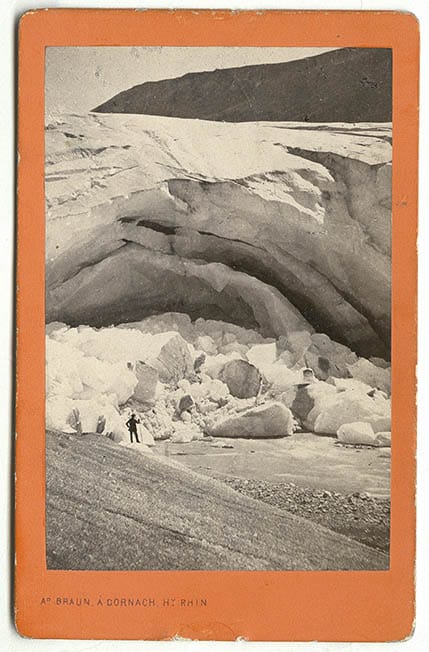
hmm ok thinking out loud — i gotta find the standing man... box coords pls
[126,413,141,443]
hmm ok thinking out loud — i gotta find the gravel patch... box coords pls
[221,477,390,553]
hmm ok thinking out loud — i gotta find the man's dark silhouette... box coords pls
[126,413,140,443]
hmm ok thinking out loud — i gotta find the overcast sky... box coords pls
[45,46,338,115]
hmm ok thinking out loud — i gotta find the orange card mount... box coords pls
[16,9,419,641]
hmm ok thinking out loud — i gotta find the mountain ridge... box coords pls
[93,47,392,123]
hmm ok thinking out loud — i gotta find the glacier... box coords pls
[45,113,391,359]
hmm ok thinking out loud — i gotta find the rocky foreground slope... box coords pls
[46,431,388,570]
[93,48,392,123]
[45,113,391,358]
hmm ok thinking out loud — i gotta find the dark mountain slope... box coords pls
[93,47,392,123]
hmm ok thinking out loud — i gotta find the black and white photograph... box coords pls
[44,46,392,572]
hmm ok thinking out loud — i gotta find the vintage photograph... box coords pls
[44,46,392,571]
